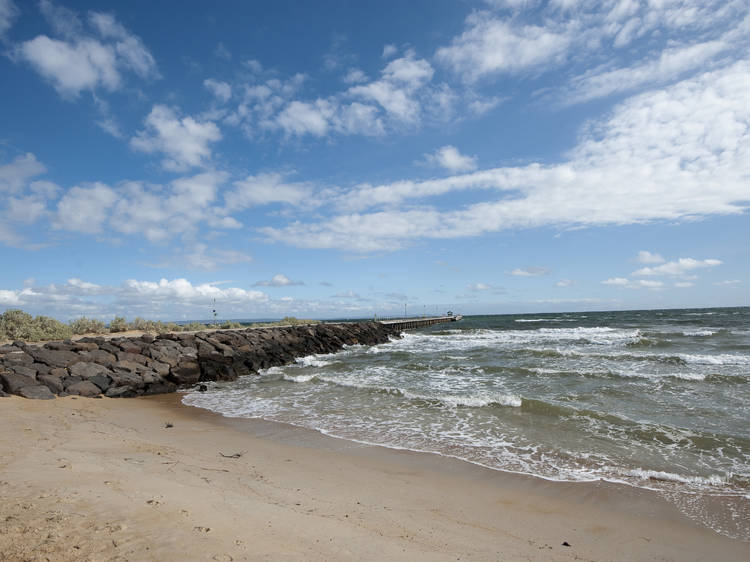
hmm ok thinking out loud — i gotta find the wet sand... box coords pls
[0,394,747,561]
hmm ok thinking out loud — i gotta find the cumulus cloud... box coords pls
[13,3,157,97]
[204,78,232,102]
[131,105,222,171]
[467,282,491,291]
[509,266,550,277]
[0,0,19,39]
[436,13,571,82]
[425,145,477,172]
[632,258,722,277]
[224,172,313,210]
[636,251,665,264]
[261,61,750,252]
[602,278,664,290]
[54,182,117,234]
[0,153,46,193]
[253,274,304,287]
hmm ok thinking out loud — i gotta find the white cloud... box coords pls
[436,13,571,82]
[110,172,231,241]
[425,145,477,172]
[636,250,665,264]
[343,68,367,84]
[633,258,722,277]
[204,78,232,102]
[224,172,313,210]
[382,44,397,59]
[0,153,46,193]
[253,274,304,287]
[87,11,158,78]
[276,100,333,136]
[674,281,694,288]
[332,290,360,299]
[467,282,491,291]
[563,38,730,105]
[14,35,120,96]
[0,0,19,38]
[714,280,741,286]
[602,277,664,290]
[509,266,550,277]
[54,183,117,234]
[131,104,222,171]
[555,279,573,287]
[13,5,157,97]
[261,61,750,252]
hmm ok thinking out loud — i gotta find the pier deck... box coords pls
[378,315,461,331]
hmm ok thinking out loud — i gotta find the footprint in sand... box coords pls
[194,526,211,533]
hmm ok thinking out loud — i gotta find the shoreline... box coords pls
[1,394,748,561]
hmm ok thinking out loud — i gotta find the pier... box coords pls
[378,315,462,331]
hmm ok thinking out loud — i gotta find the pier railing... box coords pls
[378,315,460,330]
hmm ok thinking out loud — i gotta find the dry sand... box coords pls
[1,394,748,561]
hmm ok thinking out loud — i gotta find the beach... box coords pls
[1,393,748,561]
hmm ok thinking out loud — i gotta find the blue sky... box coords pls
[0,0,748,321]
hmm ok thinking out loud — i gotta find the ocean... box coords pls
[183,307,750,539]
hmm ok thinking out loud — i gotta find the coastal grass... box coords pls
[0,309,319,342]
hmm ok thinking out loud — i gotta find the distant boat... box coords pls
[453,315,463,321]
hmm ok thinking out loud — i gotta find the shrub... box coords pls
[219,321,243,329]
[0,309,73,341]
[69,316,107,335]
[109,316,129,332]
[182,321,209,332]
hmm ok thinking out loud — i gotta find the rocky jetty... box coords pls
[0,322,399,399]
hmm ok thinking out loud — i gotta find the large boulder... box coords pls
[168,360,201,384]
[77,349,117,366]
[69,362,111,379]
[18,385,55,400]
[27,348,80,368]
[1,372,37,394]
[38,374,64,394]
[9,364,38,379]
[66,380,102,397]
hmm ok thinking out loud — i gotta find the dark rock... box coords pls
[140,370,160,384]
[0,390,8,397]
[99,342,120,354]
[38,374,64,394]
[109,369,142,388]
[72,341,99,351]
[3,350,34,364]
[116,351,148,365]
[105,385,138,398]
[143,381,176,395]
[63,376,84,390]
[1,372,37,394]
[49,367,68,378]
[69,362,111,379]
[32,362,51,376]
[141,334,155,343]
[9,364,38,379]
[146,359,170,376]
[77,349,117,366]
[44,342,74,351]
[89,374,112,391]
[168,360,201,384]
[113,360,146,374]
[27,348,80,368]
[66,380,102,397]
[116,341,143,354]
[18,385,55,400]
[0,344,21,354]
[198,384,208,392]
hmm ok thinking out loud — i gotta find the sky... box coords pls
[0,0,748,321]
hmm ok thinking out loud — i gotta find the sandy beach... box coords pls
[0,394,747,561]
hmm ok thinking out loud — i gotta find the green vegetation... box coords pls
[0,309,320,342]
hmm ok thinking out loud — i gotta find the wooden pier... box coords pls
[378,315,462,331]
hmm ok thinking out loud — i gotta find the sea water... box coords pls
[183,307,750,539]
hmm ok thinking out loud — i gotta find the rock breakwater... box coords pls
[0,322,398,399]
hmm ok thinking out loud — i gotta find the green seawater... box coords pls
[184,307,750,539]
